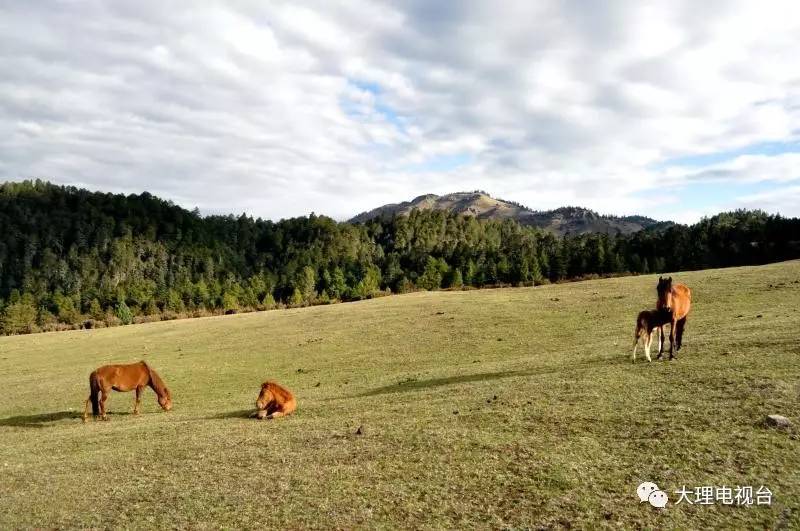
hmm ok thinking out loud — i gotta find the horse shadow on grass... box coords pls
[0,410,134,429]
[357,355,631,397]
[0,410,80,428]
[358,368,557,397]
[205,409,255,420]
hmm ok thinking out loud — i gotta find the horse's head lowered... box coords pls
[158,388,173,411]
[656,276,674,312]
[145,363,173,411]
[256,382,274,411]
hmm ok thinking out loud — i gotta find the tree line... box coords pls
[1,180,798,335]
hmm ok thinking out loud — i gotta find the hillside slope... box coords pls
[350,191,669,235]
[1,261,798,528]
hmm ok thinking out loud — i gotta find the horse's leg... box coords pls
[100,388,109,420]
[83,398,91,423]
[632,331,639,363]
[644,330,653,362]
[676,317,687,351]
[656,326,665,360]
[657,329,662,355]
[266,411,287,419]
[133,386,142,415]
[669,318,677,360]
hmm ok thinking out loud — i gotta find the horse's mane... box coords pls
[263,381,293,403]
[143,361,169,397]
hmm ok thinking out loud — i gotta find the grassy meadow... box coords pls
[1,261,799,529]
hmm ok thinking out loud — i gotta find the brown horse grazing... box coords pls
[83,361,172,422]
[254,381,296,420]
[632,309,672,363]
[655,276,692,360]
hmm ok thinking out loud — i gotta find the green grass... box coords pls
[1,262,799,529]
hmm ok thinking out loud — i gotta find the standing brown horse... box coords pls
[254,381,296,420]
[83,361,172,422]
[655,276,692,360]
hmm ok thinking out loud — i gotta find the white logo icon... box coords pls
[637,481,668,508]
[637,482,658,502]
[648,490,668,508]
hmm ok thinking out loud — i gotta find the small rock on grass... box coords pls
[763,414,792,430]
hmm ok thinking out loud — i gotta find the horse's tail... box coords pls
[633,313,646,345]
[89,371,101,417]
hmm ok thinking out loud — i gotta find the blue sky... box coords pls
[344,80,406,130]
[1,1,799,223]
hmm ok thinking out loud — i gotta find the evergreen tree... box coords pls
[53,292,80,325]
[289,287,304,307]
[296,266,317,304]
[529,255,543,284]
[1,293,38,334]
[328,268,347,300]
[418,256,446,290]
[222,291,239,313]
[89,298,104,321]
[446,268,463,289]
[115,300,133,325]
[1,181,799,335]
[261,292,277,310]
[166,289,184,313]
[144,298,159,316]
[555,241,569,281]
[352,265,382,299]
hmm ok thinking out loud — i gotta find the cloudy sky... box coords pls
[1,1,799,223]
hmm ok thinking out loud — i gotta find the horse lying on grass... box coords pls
[632,309,672,363]
[253,381,296,420]
[83,361,172,422]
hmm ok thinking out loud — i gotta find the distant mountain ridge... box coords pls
[349,191,670,235]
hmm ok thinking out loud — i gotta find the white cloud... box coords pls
[735,185,800,217]
[0,0,798,222]
[665,152,800,184]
